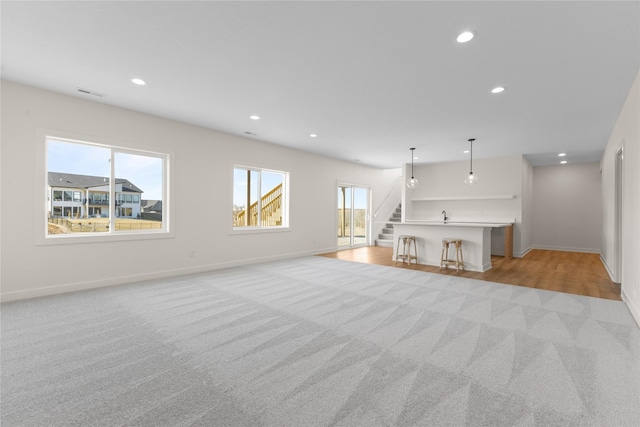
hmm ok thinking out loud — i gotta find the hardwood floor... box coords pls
[317,246,621,301]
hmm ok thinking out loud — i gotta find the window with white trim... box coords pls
[233,166,288,229]
[46,137,168,236]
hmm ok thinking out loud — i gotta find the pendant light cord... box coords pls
[410,148,415,178]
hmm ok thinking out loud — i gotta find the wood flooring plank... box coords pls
[316,247,622,301]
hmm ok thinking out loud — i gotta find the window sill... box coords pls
[231,226,290,235]
[37,229,174,246]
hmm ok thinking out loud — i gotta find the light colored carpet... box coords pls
[2,256,639,426]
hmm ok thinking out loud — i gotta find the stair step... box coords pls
[377,203,402,248]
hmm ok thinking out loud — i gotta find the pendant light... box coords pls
[407,147,419,189]
[464,138,478,185]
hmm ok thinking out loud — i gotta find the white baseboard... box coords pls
[0,248,334,302]
[600,254,617,282]
[517,246,533,258]
[491,246,530,258]
[492,246,594,259]
[531,245,601,254]
[621,288,640,330]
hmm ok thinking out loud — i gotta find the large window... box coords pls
[46,137,168,237]
[233,166,288,229]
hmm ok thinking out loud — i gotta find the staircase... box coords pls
[375,204,401,247]
[236,183,282,226]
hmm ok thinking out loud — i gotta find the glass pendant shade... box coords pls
[464,172,478,185]
[406,147,418,189]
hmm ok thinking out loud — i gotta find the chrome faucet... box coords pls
[442,210,448,222]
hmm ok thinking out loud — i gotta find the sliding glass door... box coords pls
[337,185,369,248]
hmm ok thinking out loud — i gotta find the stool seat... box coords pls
[440,238,464,272]
[395,235,418,264]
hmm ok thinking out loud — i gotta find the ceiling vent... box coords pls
[77,88,105,98]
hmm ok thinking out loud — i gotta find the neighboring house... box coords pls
[141,199,162,213]
[141,199,162,221]
[48,172,143,219]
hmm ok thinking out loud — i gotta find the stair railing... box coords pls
[237,183,283,226]
[372,175,402,242]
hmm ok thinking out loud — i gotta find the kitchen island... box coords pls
[392,221,514,272]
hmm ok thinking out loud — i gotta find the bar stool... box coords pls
[395,235,418,264]
[440,238,464,272]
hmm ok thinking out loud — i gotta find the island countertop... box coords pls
[401,220,513,228]
[392,221,514,271]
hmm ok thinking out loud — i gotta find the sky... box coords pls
[338,186,368,210]
[48,139,164,200]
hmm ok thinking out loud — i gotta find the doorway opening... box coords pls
[337,185,370,248]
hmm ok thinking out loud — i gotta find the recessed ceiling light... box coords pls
[131,78,146,86]
[250,115,260,120]
[456,31,475,43]
[491,86,505,94]
[558,153,566,157]
[413,156,419,160]
[560,160,567,164]
[310,134,318,138]
[463,150,470,154]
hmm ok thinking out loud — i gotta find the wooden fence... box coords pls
[48,217,161,233]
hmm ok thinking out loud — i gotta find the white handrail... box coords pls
[373,176,402,219]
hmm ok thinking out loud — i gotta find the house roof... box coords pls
[48,172,143,193]
[141,200,162,212]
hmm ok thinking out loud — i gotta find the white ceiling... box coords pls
[2,1,639,169]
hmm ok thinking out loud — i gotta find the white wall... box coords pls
[403,156,525,256]
[532,163,602,253]
[520,157,534,255]
[601,69,640,326]
[0,81,399,301]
